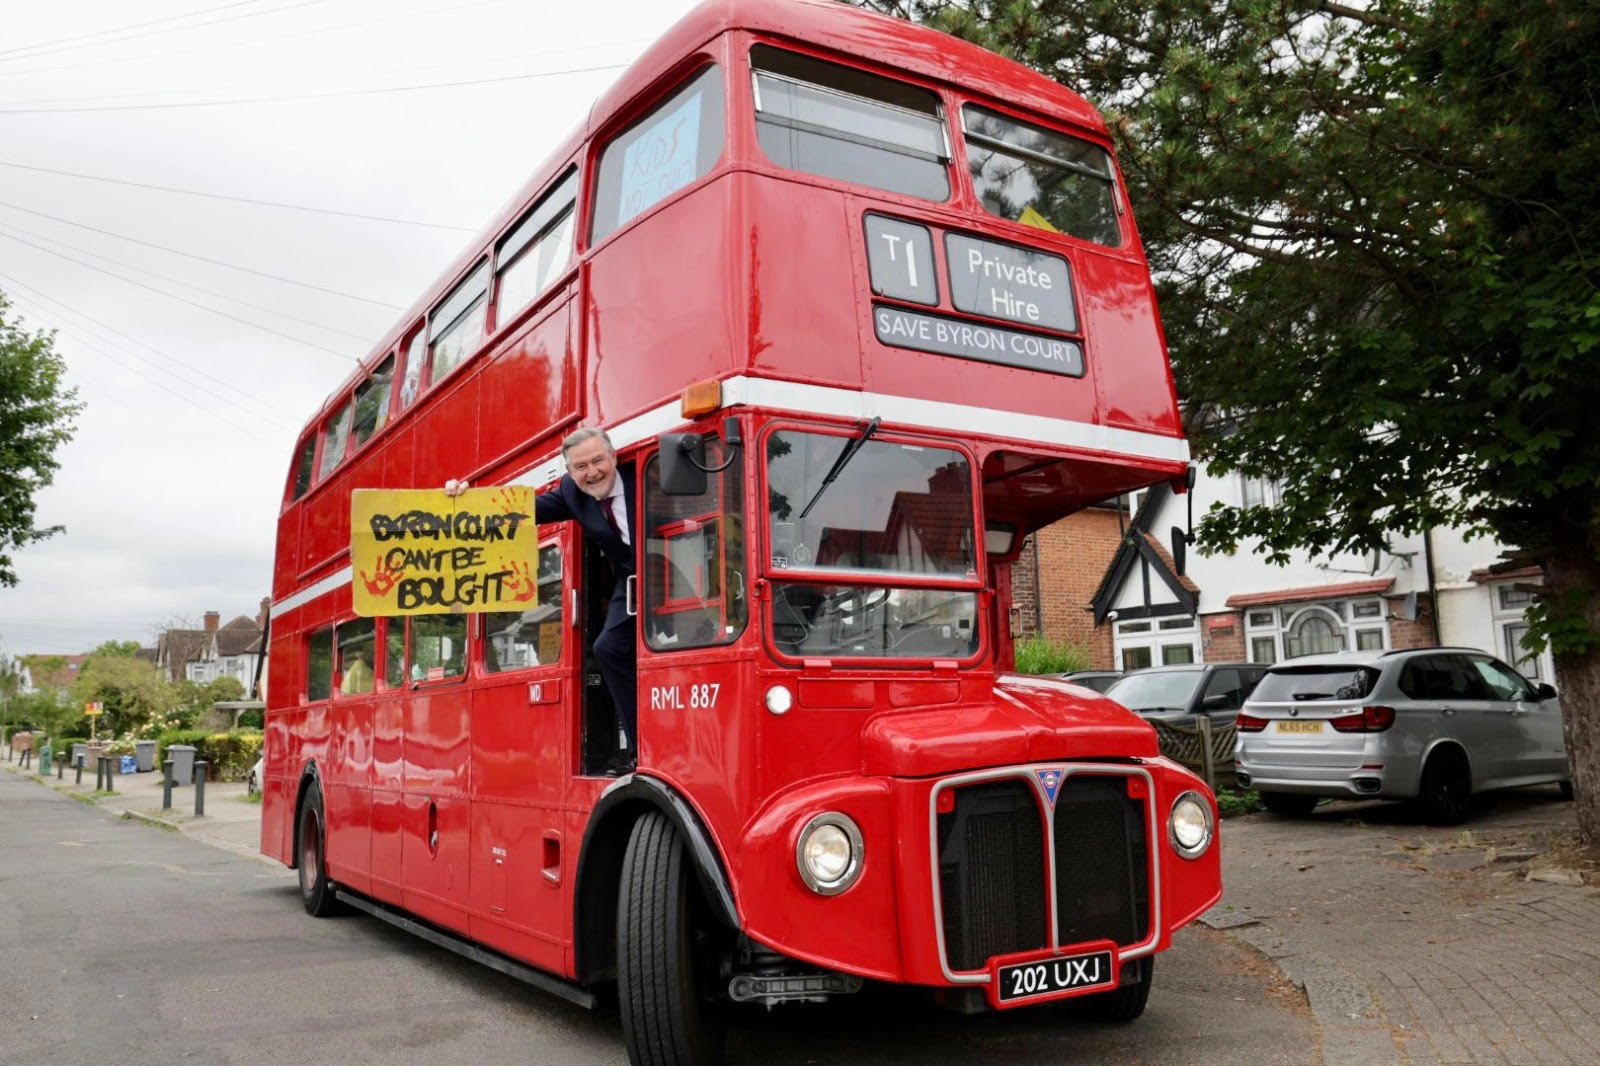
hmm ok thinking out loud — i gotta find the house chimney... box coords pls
[204,611,220,633]
[258,596,271,628]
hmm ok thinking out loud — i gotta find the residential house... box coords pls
[156,598,269,694]
[1020,470,1553,681]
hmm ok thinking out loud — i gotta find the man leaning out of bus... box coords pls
[452,427,638,774]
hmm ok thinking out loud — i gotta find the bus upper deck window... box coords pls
[351,354,395,449]
[591,65,725,243]
[318,401,352,481]
[751,45,949,202]
[428,260,490,385]
[290,435,316,500]
[497,169,578,321]
[397,328,425,410]
[962,105,1121,246]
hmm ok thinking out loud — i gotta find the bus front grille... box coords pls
[936,780,1047,972]
[935,773,1151,975]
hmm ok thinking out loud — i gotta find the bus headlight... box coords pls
[1168,792,1214,859]
[795,813,863,895]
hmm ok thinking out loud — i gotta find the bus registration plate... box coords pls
[990,945,1117,1007]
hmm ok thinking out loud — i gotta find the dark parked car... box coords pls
[1235,648,1569,824]
[1104,663,1269,728]
[1058,669,1123,694]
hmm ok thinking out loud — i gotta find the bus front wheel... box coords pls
[617,810,727,1066]
[297,787,341,917]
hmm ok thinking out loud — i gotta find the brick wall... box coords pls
[1201,611,1246,661]
[1013,508,1126,669]
[1386,594,1439,650]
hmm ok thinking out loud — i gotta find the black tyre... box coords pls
[1559,780,1575,801]
[617,811,726,1066]
[297,787,342,917]
[1069,956,1153,1024]
[1259,791,1319,817]
[1418,750,1473,826]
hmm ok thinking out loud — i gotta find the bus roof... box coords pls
[312,0,1112,422]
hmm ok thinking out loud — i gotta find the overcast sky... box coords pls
[0,0,705,658]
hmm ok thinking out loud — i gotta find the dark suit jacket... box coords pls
[534,473,635,629]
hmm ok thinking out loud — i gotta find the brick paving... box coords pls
[1215,786,1600,1065]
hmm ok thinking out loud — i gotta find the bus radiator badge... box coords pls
[1036,768,1064,806]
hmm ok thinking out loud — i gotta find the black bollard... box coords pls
[56,754,64,780]
[193,760,208,817]
[21,749,30,770]
[75,755,83,785]
[162,759,174,810]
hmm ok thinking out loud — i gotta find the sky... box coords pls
[0,0,705,658]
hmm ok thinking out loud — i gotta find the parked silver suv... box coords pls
[1234,648,1569,824]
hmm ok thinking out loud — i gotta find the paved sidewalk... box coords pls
[1210,787,1600,1066]
[1,755,267,863]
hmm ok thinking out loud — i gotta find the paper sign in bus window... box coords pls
[617,91,703,228]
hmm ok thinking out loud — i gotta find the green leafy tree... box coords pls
[72,653,175,738]
[867,0,1600,844]
[0,291,82,587]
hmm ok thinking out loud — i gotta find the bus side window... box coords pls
[483,544,564,672]
[643,436,746,650]
[590,64,725,243]
[306,626,334,702]
[351,354,395,449]
[397,326,426,411]
[495,168,578,325]
[428,261,490,386]
[336,618,376,695]
[384,618,406,689]
[409,613,467,681]
[289,434,317,500]
[318,400,353,482]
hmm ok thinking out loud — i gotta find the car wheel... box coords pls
[1418,750,1473,826]
[617,810,727,1066]
[247,771,260,797]
[297,787,342,917]
[1259,792,1319,817]
[1068,957,1153,1024]
[1559,780,1574,801]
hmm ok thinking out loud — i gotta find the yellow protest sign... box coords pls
[351,486,538,616]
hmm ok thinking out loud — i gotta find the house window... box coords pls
[1503,622,1543,681]
[1162,644,1195,665]
[1250,636,1277,664]
[1121,646,1152,671]
[1351,600,1382,619]
[1247,610,1275,628]
[1498,584,1536,610]
[1354,628,1385,651]
[1284,608,1344,658]
[1240,475,1281,508]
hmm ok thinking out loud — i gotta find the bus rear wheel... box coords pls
[617,810,727,1066]
[297,787,342,917]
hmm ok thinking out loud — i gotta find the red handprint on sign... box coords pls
[490,487,528,515]
[359,554,403,598]
[501,560,539,603]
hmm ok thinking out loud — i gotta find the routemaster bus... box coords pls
[261,1,1221,1062]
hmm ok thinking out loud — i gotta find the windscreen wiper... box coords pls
[798,416,881,520]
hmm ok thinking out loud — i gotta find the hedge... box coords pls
[156,730,263,782]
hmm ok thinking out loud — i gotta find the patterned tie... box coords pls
[603,496,622,539]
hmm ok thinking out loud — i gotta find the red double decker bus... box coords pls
[261,1,1221,1061]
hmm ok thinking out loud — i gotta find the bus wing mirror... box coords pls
[659,433,708,496]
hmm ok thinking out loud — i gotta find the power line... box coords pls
[0,271,301,427]
[0,36,646,106]
[0,0,332,65]
[2,284,282,445]
[0,220,377,342]
[0,198,404,310]
[0,0,517,80]
[0,60,629,115]
[0,229,356,359]
[0,1,273,60]
[0,160,472,232]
